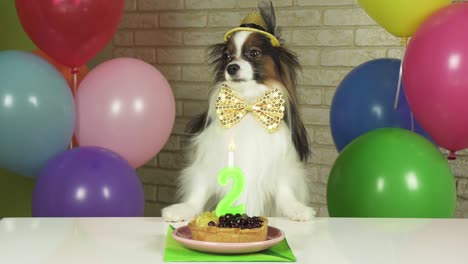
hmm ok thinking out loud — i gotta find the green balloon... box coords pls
[0,1,36,51]
[327,128,456,218]
[0,168,35,217]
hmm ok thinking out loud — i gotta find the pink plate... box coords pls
[172,225,285,254]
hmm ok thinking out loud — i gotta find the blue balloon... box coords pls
[0,50,75,177]
[330,58,434,152]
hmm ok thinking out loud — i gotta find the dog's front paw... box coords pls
[283,204,316,221]
[162,203,198,222]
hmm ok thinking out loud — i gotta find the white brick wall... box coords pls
[113,0,468,217]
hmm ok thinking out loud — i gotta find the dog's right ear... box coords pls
[187,43,224,137]
[208,43,226,83]
[185,112,211,136]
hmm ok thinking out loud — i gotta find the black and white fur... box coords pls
[162,1,315,221]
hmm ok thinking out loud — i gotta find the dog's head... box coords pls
[209,1,300,104]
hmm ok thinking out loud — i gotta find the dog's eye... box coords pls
[249,49,261,58]
[223,53,232,60]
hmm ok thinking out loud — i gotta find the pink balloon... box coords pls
[403,3,468,155]
[75,58,175,168]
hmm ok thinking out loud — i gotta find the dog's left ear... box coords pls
[273,40,311,162]
[285,103,311,162]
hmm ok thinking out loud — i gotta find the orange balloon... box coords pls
[32,50,89,94]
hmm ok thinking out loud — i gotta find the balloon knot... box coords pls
[71,67,79,74]
[448,151,457,160]
[400,37,409,47]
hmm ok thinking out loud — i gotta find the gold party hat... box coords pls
[224,11,280,47]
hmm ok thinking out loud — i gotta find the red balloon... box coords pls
[15,0,124,68]
[403,3,468,155]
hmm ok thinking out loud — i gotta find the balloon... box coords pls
[358,0,451,38]
[330,58,433,152]
[403,3,468,155]
[327,128,456,218]
[75,58,175,168]
[0,50,75,178]
[0,168,35,217]
[0,1,35,51]
[15,0,125,67]
[32,147,144,217]
[33,50,89,92]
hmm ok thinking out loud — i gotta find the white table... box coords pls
[0,217,467,264]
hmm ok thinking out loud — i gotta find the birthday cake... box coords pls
[188,211,268,243]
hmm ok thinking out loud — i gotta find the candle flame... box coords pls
[229,142,235,151]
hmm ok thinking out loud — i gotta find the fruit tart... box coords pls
[188,211,268,243]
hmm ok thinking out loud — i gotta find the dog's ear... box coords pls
[185,112,211,136]
[285,103,311,162]
[275,46,300,103]
[273,42,310,161]
[188,43,224,137]
[208,43,226,83]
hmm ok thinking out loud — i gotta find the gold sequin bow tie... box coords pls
[215,84,285,133]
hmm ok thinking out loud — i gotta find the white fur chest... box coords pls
[190,81,297,215]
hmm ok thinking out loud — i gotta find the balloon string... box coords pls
[69,67,79,150]
[393,37,408,110]
[71,67,78,96]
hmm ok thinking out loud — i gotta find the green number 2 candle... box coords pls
[215,166,246,217]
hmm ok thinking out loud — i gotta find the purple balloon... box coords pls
[32,147,144,217]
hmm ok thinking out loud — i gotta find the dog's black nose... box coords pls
[227,64,240,75]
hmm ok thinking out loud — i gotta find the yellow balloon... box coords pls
[358,0,452,38]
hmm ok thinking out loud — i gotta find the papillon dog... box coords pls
[162,1,315,221]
